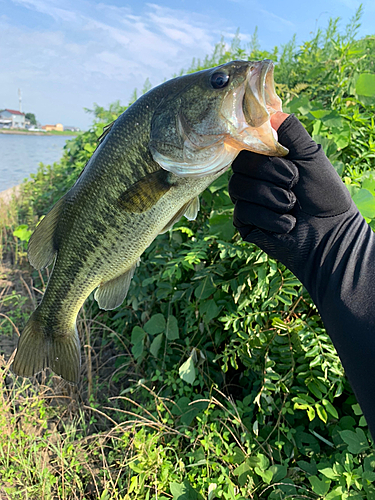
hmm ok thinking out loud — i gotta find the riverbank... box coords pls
[0,129,79,136]
[0,185,21,204]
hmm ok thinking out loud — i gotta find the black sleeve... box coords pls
[229,115,375,438]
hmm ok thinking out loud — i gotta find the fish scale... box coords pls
[12,59,288,383]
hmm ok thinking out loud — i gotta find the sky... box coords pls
[1,0,374,130]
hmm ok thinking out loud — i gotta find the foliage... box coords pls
[25,113,37,126]
[2,6,375,499]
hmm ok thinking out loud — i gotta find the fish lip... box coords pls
[245,59,282,126]
[262,60,283,113]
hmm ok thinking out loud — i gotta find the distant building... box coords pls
[42,123,64,132]
[64,126,80,132]
[0,109,26,128]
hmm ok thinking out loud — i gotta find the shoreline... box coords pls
[0,185,21,204]
[0,129,78,136]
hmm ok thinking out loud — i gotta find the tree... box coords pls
[25,112,36,125]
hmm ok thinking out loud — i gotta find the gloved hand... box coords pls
[229,113,355,299]
[229,113,375,439]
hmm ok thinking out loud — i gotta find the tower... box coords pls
[18,88,22,113]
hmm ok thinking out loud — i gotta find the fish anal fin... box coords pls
[27,196,65,270]
[159,197,200,234]
[94,260,139,310]
[12,308,81,384]
[159,205,187,234]
[118,170,173,213]
[184,196,200,220]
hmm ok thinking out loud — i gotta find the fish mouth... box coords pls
[221,59,288,157]
[244,59,282,128]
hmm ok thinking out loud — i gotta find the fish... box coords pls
[12,59,288,383]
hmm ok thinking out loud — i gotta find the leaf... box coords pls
[307,381,323,399]
[209,209,235,240]
[233,461,252,486]
[131,326,146,360]
[363,470,375,482]
[362,176,375,196]
[297,460,317,475]
[166,315,179,340]
[310,109,331,120]
[308,476,331,496]
[352,189,375,219]
[287,95,312,115]
[319,467,338,480]
[340,428,369,454]
[316,404,328,423]
[194,276,216,300]
[150,333,164,358]
[172,397,207,426]
[254,466,273,484]
[312,135,337,158]
[325,486,344,500]
[356,73,375,97]
[199,300,220,323]
[322,399,339,419]
[170,480,198,500]
[13,225,32,242]
[332,160,344,175]
[307,406,316,421]
[269,464,287,482]
[144,314,166,335]
[179,356,196,385]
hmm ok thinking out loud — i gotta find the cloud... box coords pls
[13,0,79,22]
[2,0,251,127]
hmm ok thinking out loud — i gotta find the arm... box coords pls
[229,114,375,438]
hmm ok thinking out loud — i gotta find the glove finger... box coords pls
[277,115,352,216]
[232,151,299,190]
[233,200,296,234]
[229,173,296,213]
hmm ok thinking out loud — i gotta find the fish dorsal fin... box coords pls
[119,170,173,213]
[98,121,115,146]
[184,196,200,220]
[27,196,65,270]
[94,260,139,310]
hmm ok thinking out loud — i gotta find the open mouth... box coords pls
[244,60,282,128]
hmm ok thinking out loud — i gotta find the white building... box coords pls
[0,109,26,128]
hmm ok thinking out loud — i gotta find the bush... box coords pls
[3,6,375,499]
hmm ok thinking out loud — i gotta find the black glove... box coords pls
[229,114,375,439]
[229,114,355,292]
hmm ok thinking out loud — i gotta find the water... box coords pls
[0,134,70,191]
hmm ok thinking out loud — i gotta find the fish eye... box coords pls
[210,72,230,89]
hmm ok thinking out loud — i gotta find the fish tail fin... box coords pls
[12,308,81,384]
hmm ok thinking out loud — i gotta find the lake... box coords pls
[0,134,71,192]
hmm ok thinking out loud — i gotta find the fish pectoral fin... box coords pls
[184,196,200,220]
[27,196,65,269]
[12,308,81,384]
[118,170,173,213]
[94,260,139,311]
[159,197,199,234]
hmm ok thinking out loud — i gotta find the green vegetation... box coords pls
[2,7,375,499]
[25,113,37,126]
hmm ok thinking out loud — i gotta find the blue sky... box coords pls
[1,0,374,129]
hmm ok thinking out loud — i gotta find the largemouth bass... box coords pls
[12,60,288,383]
